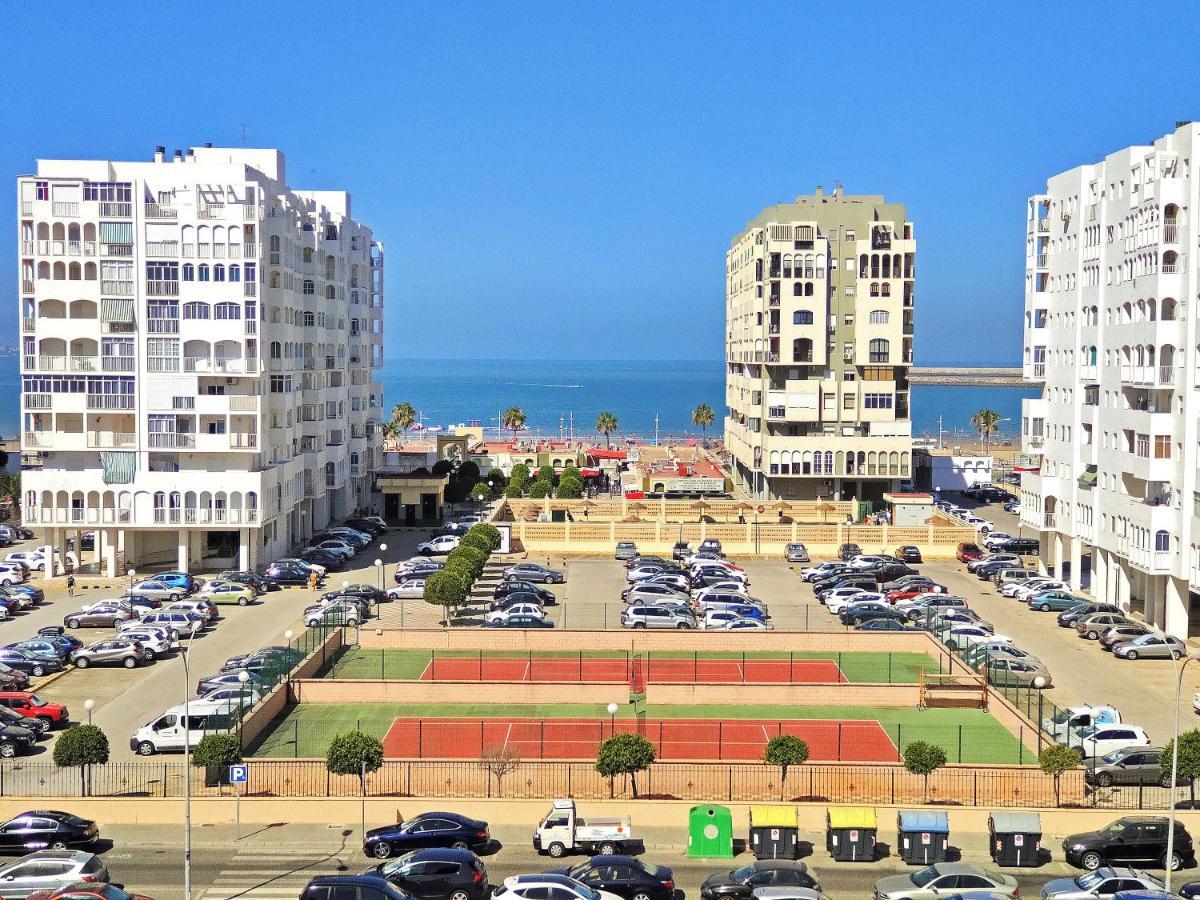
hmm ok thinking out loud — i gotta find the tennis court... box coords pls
[417,654,845,684]
[381,715,896,762]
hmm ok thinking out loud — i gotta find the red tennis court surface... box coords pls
[418,656,846,684]
[382,716,897,762]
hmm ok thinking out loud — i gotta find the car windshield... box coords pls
[1077,872,1107,889]
[731,865,757,882]
[1101,749,1127,763]
[910,866,941,888]
[1099,820,1125,834]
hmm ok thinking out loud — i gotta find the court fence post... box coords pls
[888,653,892,683]
[718,721,722,759]
[890,768,895,804]
[480,720,485,756]
[430,648,435,681]
[478,648,483,681]
[838,651,843,675]
[418,719,423,758]
[1018,727,1024,765]
[380,648,384,680]
[957,725,962,762]
[789,652,794,683]
[578,650,582,683]
[659,720,664,756]
[693,650,698,683]
[728,766,733,801]
[741,651,746,683]
[896,724,901,761]
[837,722,842,760]
[540,720,545,759]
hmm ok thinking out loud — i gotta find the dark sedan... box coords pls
[483,614,553,629]
[493,581,556,604]
[841,605,908,627]
[299,550,345,572]
[263,563,318,586]
[217,571,271,594]
[363,812,490,860]
[1057,602,1121,628]
[700,860,817,900]
[856,618,910,631]
[0,811,98,852]
[0,649,60,678]
[327,584,388,605]
[548,856,674,900]
[367,847,490,900]
[893,546,923,563]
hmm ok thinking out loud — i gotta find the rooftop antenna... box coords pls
[239,125,249,146]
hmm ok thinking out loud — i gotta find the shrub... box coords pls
[458,460,480,483]
[595,733,656,798]
[469,522,502,551]
[529,480,551,499]
[423,571,468,623]
[192,733,243,782]
[431,460,454,477]
[556,479,583,499]
[763,735,809,796]
[326,731,384,794]
[1162,729,1200,805]
[52,724,110,796]
[903,741,948,801]
[510,464,530,486]
[503,483,523,499]
[1038,743,1082,806]
[470,483,490,502]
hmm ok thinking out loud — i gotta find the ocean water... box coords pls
[1,355,1040,442]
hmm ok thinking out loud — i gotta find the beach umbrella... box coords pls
[815,501,836,524]
[622,514,642,523]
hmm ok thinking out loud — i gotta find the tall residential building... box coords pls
[724,187,915,502]
[1019,121,1200,638]
[17,146,384,577]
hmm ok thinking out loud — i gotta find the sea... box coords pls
[1,356,1040,444]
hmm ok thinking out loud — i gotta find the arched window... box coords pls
[198,265,210,282]
[870,282,880,297]
[804,282,813,297]
[183,302,210,320]
[270,341,282,359]
[213,265,225,282]
[1156,530,1171,552]
[792,338,813,362]
[793,310,814,325]
[881,283,891,296]
[214,302,240,320]
[868,309,889,325]
[182,264,194,281]
[228,264,240,282]
[793,282,802,296]
[269,235,280,251]
[869,338,889,363]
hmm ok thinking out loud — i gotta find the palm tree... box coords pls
[0,473,20,521]
[595,411,619,448]
[971,408,1002,455]
[691,403,715,438]
[390,402,417,447]
[502,407,527,441]
[381,419,400,448]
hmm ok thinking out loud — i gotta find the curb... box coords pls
[30,665,74,693]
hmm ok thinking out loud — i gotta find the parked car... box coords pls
[614,542,638,561]
[838,543,863,561]
[304,602,361,628]
[840,602,905,627]
[1061,817,1191,871]
[1075,725,1152,758]
[956,543,984,562]
[893,546,922,563]
[801,562,851,583]
[622,584,688,605]
[983,657,1052,689]
[1100,624,1153,651]
[1041,869,1165,900]
[502,564,564,584]
[0,851,107,898]
[1028,590,1088,613]
[785,544,810,563]
[63,602,136,630]
[485,614,554,629]
[1085,748,1180,788]
[857,618,910,631]
[981,532,1015,551]
[724,618,771,631]
[993,568,1040,588]
[995,537,1040,555]
[494,875,621,900]
[671,542,691,561]
[1077,614,1133,640]
[263,561,319,586]
[196,670,271,696]
[0,649,60,678]
[872,864,1017,900]
[1058,602,1121,627]
[621,605,696,630]
[129,578,190,603]
[0,693,68,727]
[367,847,490,900]
[418,536,461,556]
[128,610,203,638]
[6,641,69,666]
[547,856,674,900]
[300,549,344,572]
[70,638,149,670]
[362,812,490,859]
[943,626,1010,651]
[302,875,411,900]
[700,861,818,900]
[197,582,256,606]
[0,812,98,853]
[1112,633,1187,660]
[0,722,37,757]
[303,540,356,561]
[388,579,427,600]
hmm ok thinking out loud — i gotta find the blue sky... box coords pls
[3,3,1199,364]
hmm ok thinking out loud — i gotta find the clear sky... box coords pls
[3,3,1198,363]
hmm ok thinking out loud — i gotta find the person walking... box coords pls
[308,569,319,592]
[66,574,75,598]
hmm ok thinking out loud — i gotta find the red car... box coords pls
[30,885,154,900]
[886,583,943,602]
[0,691,69,725]
[956,542,984,562]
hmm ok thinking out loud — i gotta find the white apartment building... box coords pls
[725,187,915,502]
[17,146,384,577]
[1019,121,1200,638]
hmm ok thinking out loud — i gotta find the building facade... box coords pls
[724,187,915,502]
[17,146,384,576]
[1019,121,1200,638]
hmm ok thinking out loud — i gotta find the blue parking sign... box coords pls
[229,765,247,784]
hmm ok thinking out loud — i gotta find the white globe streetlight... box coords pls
[606,702,619,735]
[83,698,95,726]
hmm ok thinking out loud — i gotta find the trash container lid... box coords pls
[989,812,1041,834]
[690,804,732,818]
[750,806,798,828]
[897,811,948,833]
[827,807,877,829]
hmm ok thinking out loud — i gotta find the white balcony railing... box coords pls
[87,432,136,449]
[52,202,79,217]
[147,433,196,449]
[101,280,134,296]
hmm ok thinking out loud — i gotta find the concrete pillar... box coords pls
[1165,575,1190,640]
[177,530,188,573]
[42,529,57,582]
[1116,562,1131,612]
[1069,538,1083,591]
[103,529,117,579]
[91,529,102,568]
[189,530,202,571]
[1093,549,1108,602]
[1052,533,1064,579]
[238,528,251,571]
[1037,531,1052,576]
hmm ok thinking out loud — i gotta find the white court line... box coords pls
[502,721,513,750]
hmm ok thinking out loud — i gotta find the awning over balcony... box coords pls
[100,299,135,323]
[1077,465,1097,487]
[100,451,136,484]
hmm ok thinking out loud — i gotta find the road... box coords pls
[82,821,1138,900]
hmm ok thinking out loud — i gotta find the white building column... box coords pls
[238,528,250,570]
[91,530,102,568]
[103,529,117,580]
[1052,533,1064,579]
[177,530,188,573]
[1165,575,1190,640]
[1069,538,1083,591]
[42,528,57,582]
[1037,530,1053,576]
[1115,561,1131,612]
[1093,548,1109,602]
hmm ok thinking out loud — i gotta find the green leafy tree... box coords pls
[595,733,656,798]
[1163,729,1200,804]
[431,459,454,477]
[1038,743,1082,807]
[903,740,948,801]
[970,408,1002,455]
[443,477,469,504]
[595,412,619,449]
[458,460,481,484]
[487,467,506,489]
[556,478,583,499]
[469,522,502,552]
[479,745,522,798]
[534,466,557,485]
[390,402,417,447]
[509,464,530,487]
[529,480,551,499]
[381,419,400,446]
[502,407,527,440]
[448,544,488,579]
[423,571,469,625]
[503,483,524,499]
[691,403,715,437]
[193,733,243,785]
[763,735,809,798]
[458,530,493,556]
[53,724,110,796]
[326,731,384,795]
[470,483,491,502]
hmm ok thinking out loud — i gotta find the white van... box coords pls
[130,700,239,755]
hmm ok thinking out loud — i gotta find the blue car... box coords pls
[5,640,69,664]
[4,585,43,604]
[155,572,198,592]
[363,812,490,859]
[719,602,767,621]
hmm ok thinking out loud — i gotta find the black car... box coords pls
[368,848,488,900]
[347,518,388,537]
[974,560,1017,580]
[838,543,862,561]
[493,581,555,604]
[625,556,668,570]
[1061,816,1192,871]
[217,571,272,594]
[0,811,98,851]
[857,618,910,631]
[841,605,907,627]
[323,585,387,606]
[0,724,37,758]
[867,563,917,583]
[9,528,34,541]
[300,549,345,572]
[814,574,876,596]
[894,546,923,563]
[700,860,817,900]
[262,562,317,586]
[303,874,410,900]
[548,856,674,900]
[1057,602,1121,628]
[671,542,691,561]
[0,649,60,678]
[0,705,50,737]
[994,537,1039,555]
[364,813,490,860]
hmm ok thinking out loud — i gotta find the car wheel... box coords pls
[632,893,652,900]
[451,840,470,850]
[1164,852,1183,871]
[144,648,157,661]
[67,618,80,629]
[1081,852,1103,871]
[32,665,45,677]
[676,623,689,630]
[307,619,319,627]
[1173,650,1183,661]
[1095,772,1114,787]
[1037,604,1050,612]
[598,841,617,856]
[633,623,646,629]
[122,656,137,669]
[1126,651,1139,661]
[372,842,392,859]
[450,892,471,900]
[238,596,249,606]
[419,548,432,556]
[0,743,14,759]
[547,842,566,858]
[72,658,87,670]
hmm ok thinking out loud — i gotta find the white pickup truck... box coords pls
[533,799,635,858]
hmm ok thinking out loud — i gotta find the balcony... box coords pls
[148,433,196,449]
[229,433,259,449]
[198,204,224,220]
[146,280,180,297]
[145,203,176,219]
[52,202,79,217]
[228,396,260,412]
[1119,365,1183,386]
[101,280,134,296]
[87,432,136,449]
[1036,219,1050,233]
[243,282,257,297]
[100,243,133,257]
[146,319,179,334]
[23,432,53,448]
[182,357,259,374]
[86,394,134,410]
[21,280,34,294]
[24,394,51,410]
[145,241,179,257]
[1035,254,1048,268]
[101,357,135,372]
[99,202,132,217]
[1164,223,1180,244]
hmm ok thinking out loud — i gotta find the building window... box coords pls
[793,310,813,325]
[864,393,894,409]
[198,265,210,282]
[869,309,889,325]
[214,302,240,320]
[1156,530,1171,552]
[183,302,210,320]
[869,338,890,363]
[182,264,194,281]
[213,265,225,282]
[1154,435,1172,459]
[843,393,855,409]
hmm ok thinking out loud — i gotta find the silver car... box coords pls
[70,638,149,670]
[785,543,810,563]
[0,851,109,899]
[623,584,689,605]
[115,627,179,660]
[873,864,1018,900]
[1039,868,1163,900]
[1112,633,1187,660]
[129,578,190,602]
[614,541,638,560]
[621,604,696,629]
[983,657,1052,689]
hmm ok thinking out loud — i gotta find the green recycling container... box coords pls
[687,804,734,858]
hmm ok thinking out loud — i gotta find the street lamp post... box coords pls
[236,670,250,746]
[1165,653,1200,893]
[283,630,294,683]
[126,567,135,594]
[373,559,383,617]
[181,637,196,900]
[607,702,618,737]
[83,698,94,726]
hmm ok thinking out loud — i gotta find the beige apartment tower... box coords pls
[725,187,915,502]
